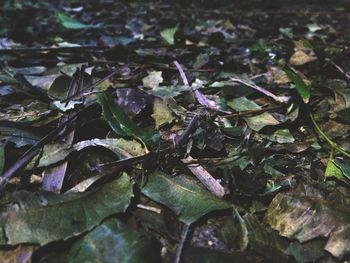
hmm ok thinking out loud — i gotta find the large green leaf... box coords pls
[0,174,133,245]
[284,69,310,104]
[68,218,159,263]
[97,92,159,148]
[141,171,231,224]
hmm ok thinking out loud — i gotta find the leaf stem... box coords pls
[310,114,350,158]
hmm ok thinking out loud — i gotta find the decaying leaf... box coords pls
[265,183,350,259]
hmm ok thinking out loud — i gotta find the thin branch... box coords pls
[182,155,226,198]
[223,105,281,118]
[62,63,130,102]
[230,77,289,103]
[174,223,191,263]
[174,61,189,85]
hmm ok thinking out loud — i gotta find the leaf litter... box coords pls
[1,0,350,262]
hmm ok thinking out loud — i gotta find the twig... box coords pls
[174,223,191,263]
[175,114,200,147]
[223,105,281,118]
[329,60,350,81]
[230,77,289,103]
[173,61,189,85]
[0,46,105,54]
[62,63,130,102]
[136,204,162,214]
[182,155,226,198]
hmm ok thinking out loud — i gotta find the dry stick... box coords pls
[173,60,226,197]
[230,77,289,103]
[173,61,189,85]
[223,104,281,118]
[181,156,225,198]
[330,61,350,81]
[174,224,191,263]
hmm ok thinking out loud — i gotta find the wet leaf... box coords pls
[0,174,133,245]
[141,171,231,224]
[68,218,159,263]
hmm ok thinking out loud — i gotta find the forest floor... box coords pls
[1,1,350,262]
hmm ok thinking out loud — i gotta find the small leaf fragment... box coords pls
[142,71,163,89]
[160,25,178,45]
[57,12,99,30]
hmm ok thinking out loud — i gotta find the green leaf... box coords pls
[141,171,231,224]
[68,218,159,263]
[160,25,178,45]
[284,69,310,104]
[97,92,160,148]
[227,97,279,131]
[0,174,133,245]
[325,159,344,180]
[57,12,99,30]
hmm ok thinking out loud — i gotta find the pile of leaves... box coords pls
[1,0,350,262]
